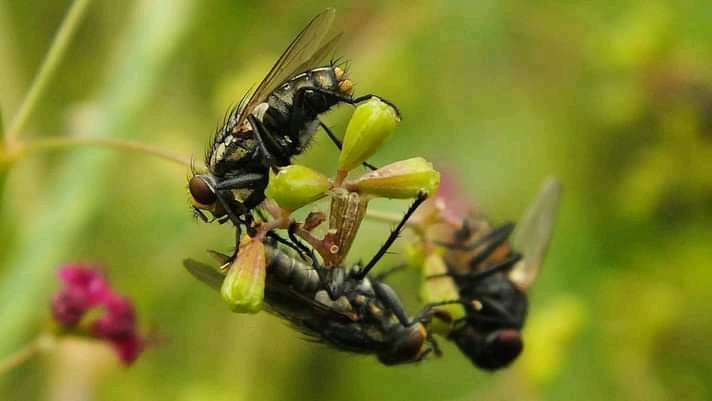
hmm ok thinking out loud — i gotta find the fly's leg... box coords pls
[373,264,406,281]
[427,333,443,357]
[426,254,521,285]
[371,280,413,328]
[248,114,291,170]
[287,221,318,264]
[265,231,307,260]
[287,222,345,300]
[290,86,402,118]
[289,84,384,170]
[318,121,377,171]
[214,191,246,228]
[214,173,265,191]
[353,192,427,280]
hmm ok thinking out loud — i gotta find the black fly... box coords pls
[425,178,561,370]
[183,194,435,365]
[188,8,397,234]
[184,242,434,365]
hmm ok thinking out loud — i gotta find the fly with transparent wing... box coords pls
[188,8,398,235]
[417,178,562,370]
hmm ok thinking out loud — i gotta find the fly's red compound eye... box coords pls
[189,175,217,206]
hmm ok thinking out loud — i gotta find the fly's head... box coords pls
[188,174,228,223]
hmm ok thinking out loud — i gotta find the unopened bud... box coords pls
[337,97,399,172]
[265,165,329,211]
[220,238,266,314]
[353,157,440,199]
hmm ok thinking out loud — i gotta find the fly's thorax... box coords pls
[460,274,529,331]
[208,101,270,174]
[208,131,259,175]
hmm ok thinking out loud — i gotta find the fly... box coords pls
[184,242,434,365]
[425,178,562,370]
[188,8,398,237]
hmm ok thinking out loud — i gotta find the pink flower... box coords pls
[57,264,111,304]
[51,264,146,365]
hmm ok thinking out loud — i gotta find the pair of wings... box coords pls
[233,8,341,132]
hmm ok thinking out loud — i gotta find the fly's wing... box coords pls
[264,283,355,324]
[509,177,562,291]
[294,32,342,73]
[183,259,224,291]
[234,8,338,132]
[183,256,354,324]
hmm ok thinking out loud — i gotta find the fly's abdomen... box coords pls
[264,66,354,148]
[266,246,321,293]
[269,67,344,110]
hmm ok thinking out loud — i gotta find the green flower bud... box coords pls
[265,165,329,211]
[420,253,465,336]
[220,238,266,314]
[353,157,440,199]
[337,97,399,172]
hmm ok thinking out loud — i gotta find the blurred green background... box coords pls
[1,0,711,400]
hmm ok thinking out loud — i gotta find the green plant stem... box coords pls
[13,136,194,168]
[4,0,93,147]
[0,334,55,376]
[0,0,195,375]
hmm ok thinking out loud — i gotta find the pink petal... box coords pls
[57,265,111,305]
[110,335,145,366]
[51,287,90,326]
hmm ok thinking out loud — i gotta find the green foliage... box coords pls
[0,1,710,400]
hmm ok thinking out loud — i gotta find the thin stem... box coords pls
[5,0,94,146]
[12,136,195,168]
[0,334,55,376]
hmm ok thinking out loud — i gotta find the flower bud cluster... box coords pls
[51,264,146,365]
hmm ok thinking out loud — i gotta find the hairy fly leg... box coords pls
[287,222,346,300]
[354,192,428,280]
[290,85,402,118]
[318,121,378,171]
[248,114,291,170]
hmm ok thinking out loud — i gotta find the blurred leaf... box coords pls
[0,0,195,385]
[518,294,586,387]
[0,107,6,199]
[4,0,93,142]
